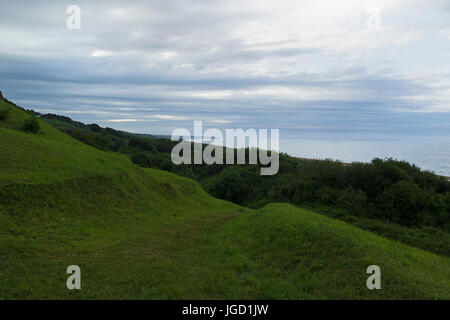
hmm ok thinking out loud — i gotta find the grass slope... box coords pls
[202,203,449,299]
[0,100,239,298]
[0,100,448,299]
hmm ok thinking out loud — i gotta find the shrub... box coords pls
[129,137,157,152]
[337,188,368,215]
[0,107,10,121]
[131,152,153,168]
[292,180,316,204]
[381,180,422,225]
[23,116,40,133]
[69,129,110,150]
[317,186,340,205]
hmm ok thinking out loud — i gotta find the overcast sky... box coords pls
[0,0,449,139]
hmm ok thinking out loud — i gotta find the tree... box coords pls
[0,107,9,121]
[23,116,40,133]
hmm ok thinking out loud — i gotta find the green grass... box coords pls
[309,205,450,257]
[0,100,449,299]
[200,203,449,299]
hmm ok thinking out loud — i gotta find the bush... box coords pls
[0,107,10,121]
[381,180,422,225]
[131,152,153,168]
[337,188,368,215]
[69,129,110,150]
[0,108,10,121]
[317,186,340,205]
[129,137,157,152]
[23,116,40,133]
[292,180,316,204]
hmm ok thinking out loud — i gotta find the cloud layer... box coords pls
[0,0,449,138]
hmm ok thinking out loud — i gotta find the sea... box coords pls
[280,137,450,177]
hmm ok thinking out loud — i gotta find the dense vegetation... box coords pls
[204,156,450,228]
[1,99,449,299]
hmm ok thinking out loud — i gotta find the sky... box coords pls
[0,0,449,141]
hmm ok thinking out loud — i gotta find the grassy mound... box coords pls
[0,100,448,299]
[199,203,449,299]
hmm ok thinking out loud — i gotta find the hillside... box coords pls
[32,107,450,257]
[0,99,449,299]
[207,203,449,299]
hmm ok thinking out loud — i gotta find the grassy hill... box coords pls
[33,106,450,258]
[0,99,449,299]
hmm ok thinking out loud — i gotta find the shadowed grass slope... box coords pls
[0,100,239,298]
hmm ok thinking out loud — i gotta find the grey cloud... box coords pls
[0,0,449,140]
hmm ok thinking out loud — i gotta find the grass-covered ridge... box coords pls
[207,203,449,299]
[0,99,449,299]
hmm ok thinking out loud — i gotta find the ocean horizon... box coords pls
[280,137,450,177]
[186,133,450,177]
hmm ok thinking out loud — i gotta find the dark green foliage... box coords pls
[203,158,450,232]
[68,129,110,151]
[131,152,154,167]
[337,188,368,214]
[312,205,450,257]
[22,116,40,133]
[0,107,10,121]
[131,151,197,179]
[202,166,260,204]
[129,136,158,152]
